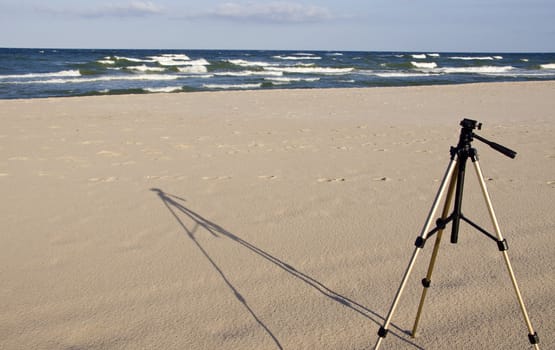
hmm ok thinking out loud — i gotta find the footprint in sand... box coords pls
[547,180,555,186]
[88,176,118,183]
[111,161,136,166]
[201,176,232,181]
[81,140,105,145]
[96,150,122,157]
[373,177,391,182]
[258,175,278,180]
[317,177,346,183]
[174,144,192,150]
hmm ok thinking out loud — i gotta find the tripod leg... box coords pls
[411,168,458,337]
[472,160,540,349]
[374,158,458,350]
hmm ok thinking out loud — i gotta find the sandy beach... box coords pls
[1,82,554,349]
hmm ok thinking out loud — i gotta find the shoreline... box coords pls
[1,80,554,102]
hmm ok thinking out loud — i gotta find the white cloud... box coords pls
[192,1,335,23]
[38,1,164,18]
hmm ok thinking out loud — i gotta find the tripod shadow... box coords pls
[151,188,423,349]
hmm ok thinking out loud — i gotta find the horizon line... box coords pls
[2,46,555,54]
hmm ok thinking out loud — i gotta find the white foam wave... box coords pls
[202,83,262,89]
[126,65,166,73]
[177,66,209,74]
[227,59,274,67]
[438,66,514,74]
[273,55,322,60]
[144,86,183,93]
[428,53,440,57]
[412,54,427,59]
[374,72,434,78]
[153,58,190,66]
[540,63,555,69]
[114,56,152,63]
[11,74,181,84]
[411,61,438,69]
[493,56,503,60]
[0,70,81,79]
[449,56,496,60]
[145,54,209,67]
[265,66,354,74]
[97,59,116,65]
[265,77,320,83]
[214,70,283,77]
[328,52,344,56]
[159,54,191,60]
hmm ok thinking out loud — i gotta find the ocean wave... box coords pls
[153,57,203,66]
[214,70,283,77]
[373,72,435,78]
[428,53,440,57]
[540,63,555,69]
[177,66,209,74]
[0,70,81,79]
[114,56,152,63]
[202,83,262,89]
[156,54,191,60]
[264,77,320,83]
[111,54,206,67]
[411,62,438,69]
[438,66,514,74]
[412,54,427,59]
[10,74,181,84]
[449,56,502,61]
[143,86,183,93]
[97,59,116,65]
[265,66,354,74]
[226,59,275,67]
[126,65,166,73]
[273,55,322,60]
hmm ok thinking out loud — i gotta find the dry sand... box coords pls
[1,82,554,349]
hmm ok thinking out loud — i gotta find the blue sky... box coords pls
[1,1,554,52]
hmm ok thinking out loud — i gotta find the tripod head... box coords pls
[458,118,517,159]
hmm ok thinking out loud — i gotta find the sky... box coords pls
[0,0,554,52]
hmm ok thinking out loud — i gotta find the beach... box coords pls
[1,82,554,349]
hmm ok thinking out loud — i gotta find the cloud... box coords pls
[189,1,335,23]
[87,1,163,18]
[37,1,164,18]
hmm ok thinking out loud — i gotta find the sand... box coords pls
[1,82,554,349]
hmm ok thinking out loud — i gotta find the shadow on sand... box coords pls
[151,188,422,349]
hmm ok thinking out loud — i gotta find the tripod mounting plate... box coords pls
[460,118,482,130]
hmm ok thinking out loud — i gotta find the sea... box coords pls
[1,48,555,99]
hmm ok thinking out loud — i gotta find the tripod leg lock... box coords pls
[378,326,389,338]
[421,278,431,288]
[415,237,426,248]
[528,332,540,345]
[436,217,447,230]
[497,239,509,251]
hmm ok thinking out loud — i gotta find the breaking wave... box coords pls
[0,70,81,79]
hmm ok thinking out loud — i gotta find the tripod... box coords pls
[373,119,540,349]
